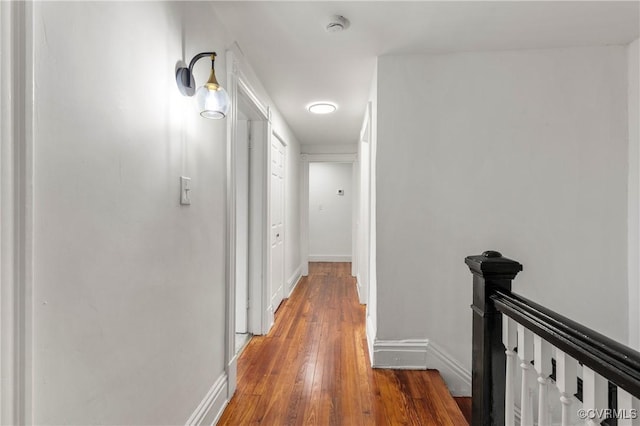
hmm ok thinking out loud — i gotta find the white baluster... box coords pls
[518,325,535,426]
[503,314,517,426]
[617,387,635,426]
[533,335,552,426]
[582,367,608,426]
[555,349,577,426]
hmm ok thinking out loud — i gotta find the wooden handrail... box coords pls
[491,289,640,398]
[465,251,640,426]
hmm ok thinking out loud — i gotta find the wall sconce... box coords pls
[176,52,230,119]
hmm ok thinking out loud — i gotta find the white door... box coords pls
[270,136,285,312]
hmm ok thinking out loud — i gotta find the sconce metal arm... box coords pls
[176,51,217,96]
[187,52,217,76]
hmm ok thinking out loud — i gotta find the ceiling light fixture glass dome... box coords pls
[308,102,337,114]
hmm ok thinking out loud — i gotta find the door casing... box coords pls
[225,47,275,396]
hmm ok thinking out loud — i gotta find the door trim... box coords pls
[1,1,35,423]
[225,46,271,397]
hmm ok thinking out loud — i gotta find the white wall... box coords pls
[375,46,629,382]
[30,2,302,424]
[309,163,353,261]
[628,38,640,350]
[33,3,229,423]
[301,144,358,155]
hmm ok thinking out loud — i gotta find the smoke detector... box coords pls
[325,15,350,33]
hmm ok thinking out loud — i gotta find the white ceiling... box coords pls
[213,1,640,146]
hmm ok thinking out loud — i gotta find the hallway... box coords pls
[218,263,468,425]
[2,2,638,423]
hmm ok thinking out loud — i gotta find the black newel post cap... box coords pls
[465,250,523,279]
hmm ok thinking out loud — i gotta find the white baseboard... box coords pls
[366,314,376,367]
[270,285,283,312]
[367,337,472,396]
[287,265,303,297]
[227,356,237,397]
[355,273,367,305]
[308,255,352,262]
[427,341,471,397]
[372,339,429,369]
[186,373,228,426]
[265,304,274,334]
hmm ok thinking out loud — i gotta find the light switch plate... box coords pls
[180,176,191,205]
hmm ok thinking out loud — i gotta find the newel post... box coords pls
[465,251,523,426]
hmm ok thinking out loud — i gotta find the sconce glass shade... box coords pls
[196,85,230,119]
[176,51,230,119]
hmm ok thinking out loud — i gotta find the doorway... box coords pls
[300,153,358,277]
[232,91,270,350]
[225,47,274,396]
[308,162,353,263]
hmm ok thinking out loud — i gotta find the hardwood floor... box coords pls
[218,262,468,425]
[454,397,472,425]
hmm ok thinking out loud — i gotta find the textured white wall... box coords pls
[309,163,353,260]
[376,46,629,372]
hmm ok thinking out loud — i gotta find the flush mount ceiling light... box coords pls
[176,52,230,119]
[307,102,337,114]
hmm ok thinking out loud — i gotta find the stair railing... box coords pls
[466,251,640,426]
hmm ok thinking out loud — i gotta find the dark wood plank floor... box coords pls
[218,262,469,425]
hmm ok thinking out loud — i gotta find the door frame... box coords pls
[300,153,358,277]
[225,47,272,396]
[233,117,250,336]
[1,1,34,424]
[357,102,373,306]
